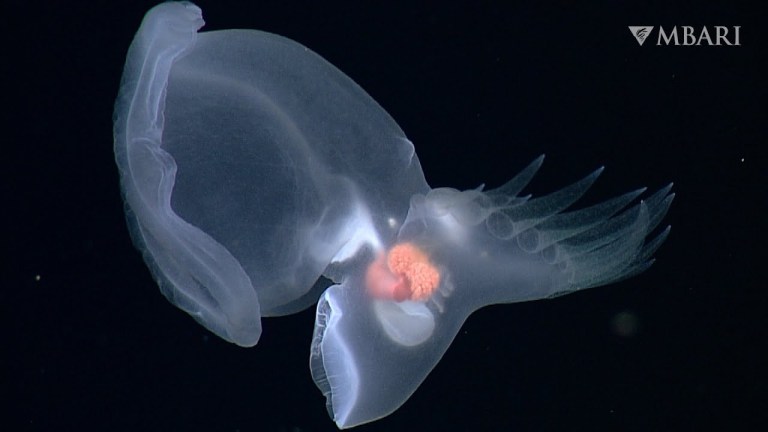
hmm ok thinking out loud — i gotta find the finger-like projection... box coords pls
[114,2,674,429]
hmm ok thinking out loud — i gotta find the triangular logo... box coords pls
[628,26,654,46]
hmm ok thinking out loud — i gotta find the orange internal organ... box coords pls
[365,242,441,302]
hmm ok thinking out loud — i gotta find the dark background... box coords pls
[5,0,765,431]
